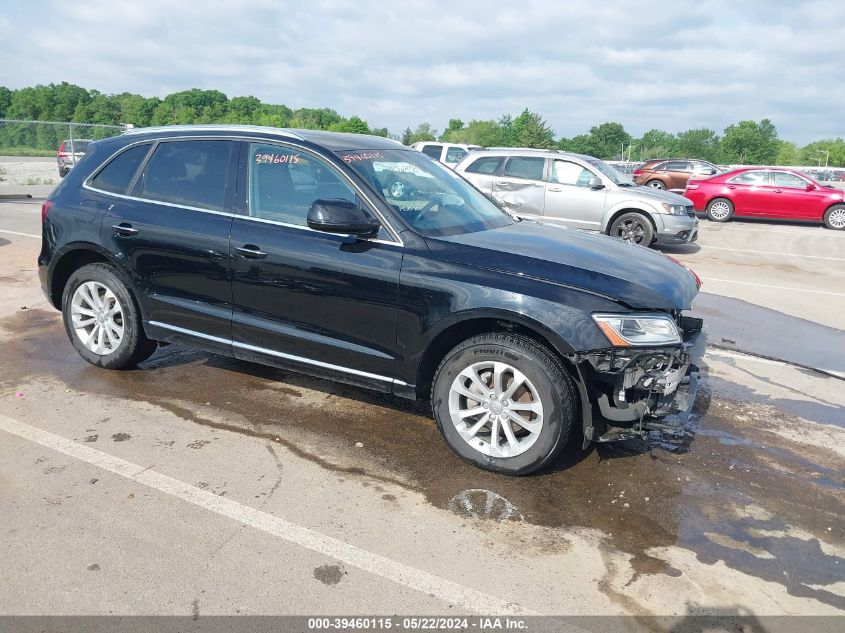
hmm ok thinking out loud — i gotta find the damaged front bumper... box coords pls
[573,315,706,445]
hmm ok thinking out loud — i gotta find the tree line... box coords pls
[0,82,842,166]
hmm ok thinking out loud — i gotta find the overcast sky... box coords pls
[1,0,842,143]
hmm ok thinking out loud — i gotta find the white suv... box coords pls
[410,142,482,168]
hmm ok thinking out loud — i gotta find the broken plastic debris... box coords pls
[355,442,364,448]
[14,391,24,398]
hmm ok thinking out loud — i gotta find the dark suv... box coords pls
[39,125,704,475]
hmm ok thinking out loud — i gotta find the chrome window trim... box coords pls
[83,134,404,246]
[148,320,407,386]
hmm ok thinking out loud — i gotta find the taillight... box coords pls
[57,142,67,157]
[41,200,52,224]
[665,254,702,288]
[633,168,643,175]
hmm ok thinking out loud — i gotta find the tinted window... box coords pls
[503,156,545,180]
[465,156,503,175]
[771,172,807,189]
[728,171,769,185]
[141,140,234,211]
[444,147,468,163]
[664,161,690,172]
[550,160,594,187]
[90,143,151,194]
[421,144,443,159]
[249,143,355,226]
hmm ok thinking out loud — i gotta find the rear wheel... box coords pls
[59,167,69,178]
[645,179,665,189]
[62,263,157,369]
[431,333,576,475]
[706,198,734,222]
[823,205,845,230]
[609,212,654,245]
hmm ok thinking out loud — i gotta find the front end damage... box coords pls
[572,315,705,445]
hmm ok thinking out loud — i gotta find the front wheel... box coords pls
[645,180,666,189]
[431,333,576,475]
[609,212,654,245]
[823,205,845,230]
[62,263,157,369]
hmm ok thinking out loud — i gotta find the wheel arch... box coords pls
[414,310,578,401]
[48,244,132,310]
[603,207,658,236]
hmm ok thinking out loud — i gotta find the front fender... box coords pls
[600,200,661,233]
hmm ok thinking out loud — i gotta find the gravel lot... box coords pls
[0,199,843,625]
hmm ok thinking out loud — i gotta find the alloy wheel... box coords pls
[615,218,648,244]
[70,281,125,355]
[709,200,731,220]
[828,207,845,229]
[448,361,544,458]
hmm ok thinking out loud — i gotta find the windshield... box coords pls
[588,159,631,186]
[337,149,512,236]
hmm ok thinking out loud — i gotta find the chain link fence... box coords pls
[0,119,128,192]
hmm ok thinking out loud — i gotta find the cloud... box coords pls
[1,0,842,143]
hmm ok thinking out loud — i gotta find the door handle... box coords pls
[727,185,736,189]
[236,245,268,259]
[112,223,138,237]
[548,186,562,192]
[774,189,783,193]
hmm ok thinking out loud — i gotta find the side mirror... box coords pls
[307,199,380,236]
[588,176,605,190]
[805,183,816,191]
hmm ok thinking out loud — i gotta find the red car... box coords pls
[685,167,845,230]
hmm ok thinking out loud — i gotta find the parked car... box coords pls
[685,167,845,230]
[57,139,93,177]
[632,159,722,192]
[39,124,704,475]
[410,141,482,168]
[455,149,699,246]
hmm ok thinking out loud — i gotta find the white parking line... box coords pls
[0,413,534,616]
[702,277,845,297]
[0,229,40,239]
[700,225,833,236]
[699,245,845,261]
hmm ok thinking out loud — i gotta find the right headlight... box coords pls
[592,313,681,347]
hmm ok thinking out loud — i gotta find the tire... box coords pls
[59,168,69,178]
[823,204,845,230]
[431,333,576,475]
[61,263,157,369]
[706,197,734,222]
[609,212,655,245]
[645,180,665,189]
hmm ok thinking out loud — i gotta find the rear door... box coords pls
[663,160,692,192]
[228,141,402,390]
[491,156,547,217]
[99,138,238,349]
[543,159,606,230]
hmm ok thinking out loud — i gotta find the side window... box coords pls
[140,140,234,211]
[771,172,807,189]
[248,143,356,226]
[503,156,545,181]
[444,147,468,163]
[90,143,151,194]
[465,156,503,175]
[728,171,769,185]
[421,144,443,160]
[550,160,594,187]
[664,161,690,172]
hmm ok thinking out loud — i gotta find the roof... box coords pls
[483,147,597,161]
[122,124,405,151]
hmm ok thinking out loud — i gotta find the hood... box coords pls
[426,220,700,310]
[623,185,693,206]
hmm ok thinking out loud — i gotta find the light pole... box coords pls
[816,149,830,168]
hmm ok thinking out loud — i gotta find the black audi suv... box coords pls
[39,125,704,475]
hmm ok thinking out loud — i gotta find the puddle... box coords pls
[1,309,843,608]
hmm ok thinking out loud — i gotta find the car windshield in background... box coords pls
[589,159,631,186]
[338,149,512,236]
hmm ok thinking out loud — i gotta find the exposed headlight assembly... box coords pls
[661,203,688,215]
[592,313,681,347]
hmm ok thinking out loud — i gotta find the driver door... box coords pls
[229,141,403,390]
[543,159,606,230]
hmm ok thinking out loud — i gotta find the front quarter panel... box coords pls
[394,241,622,385]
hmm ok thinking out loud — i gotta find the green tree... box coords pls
[675,128,719,162]
[440,118,464,141]
[328,115,370,134]
[635,129,677,160]
[800,138,845,167]
[511,109,555,148]
[719,119,779,164]
[560,122,631,159]
[408,122,437,143]
[0,87,11,118]
[401,127,413,145]
[444,119,504,146]
[776,141,801,166]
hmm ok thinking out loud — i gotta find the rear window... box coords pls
[444,147,468,163]
[89,143,151,194]
[420,144,442,159]
[464,156,503,175]
[503,156,545,180]
[140,140,235,211]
